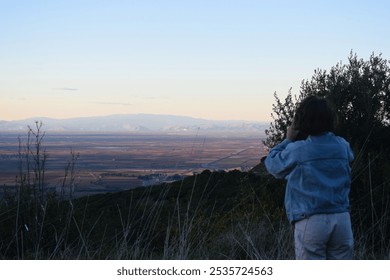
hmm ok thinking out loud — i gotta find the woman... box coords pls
[264,95,354,260]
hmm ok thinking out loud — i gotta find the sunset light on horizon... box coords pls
[1,0,390,122]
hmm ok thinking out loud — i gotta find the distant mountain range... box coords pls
[0,114,269,134]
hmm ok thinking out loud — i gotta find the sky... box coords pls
[1,0,390,122]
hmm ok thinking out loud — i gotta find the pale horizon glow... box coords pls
[1,0,390,122]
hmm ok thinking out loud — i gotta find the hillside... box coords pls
[0,167,291,259]
[70,168,288,259]
[2,161,390,259]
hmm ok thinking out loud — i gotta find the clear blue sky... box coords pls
[1,0,389,121]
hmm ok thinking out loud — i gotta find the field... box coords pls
[0,132,266,197]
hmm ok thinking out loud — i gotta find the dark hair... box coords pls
[293,96,337,136]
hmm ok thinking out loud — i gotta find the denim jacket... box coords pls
[264,132,354,223]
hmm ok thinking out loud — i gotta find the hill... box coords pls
[0,167,290,259]
[64,168,288,259]
[0,114,268,134]
[2,163,390,259]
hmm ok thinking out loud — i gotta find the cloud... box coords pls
[54,87,79,91]
[93,102,132,106]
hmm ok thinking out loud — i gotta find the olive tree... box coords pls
[264,51,390,153]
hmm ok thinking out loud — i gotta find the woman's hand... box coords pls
[287,125,300,141]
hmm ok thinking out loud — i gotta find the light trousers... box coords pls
[294,212,354,260]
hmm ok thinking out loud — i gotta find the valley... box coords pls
[0,132,267,197]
